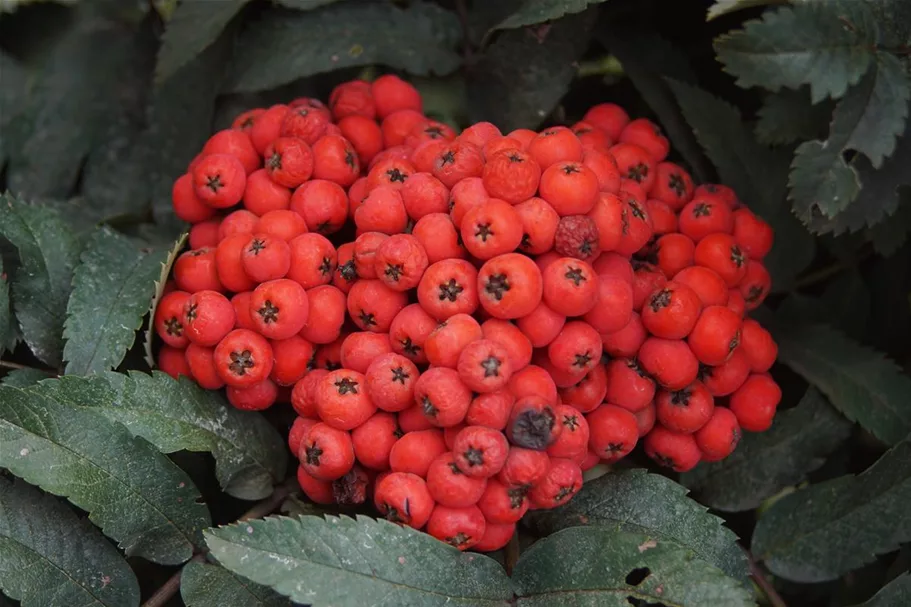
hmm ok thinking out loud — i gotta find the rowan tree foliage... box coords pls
[1,1,910,606]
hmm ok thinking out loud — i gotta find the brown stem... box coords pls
[141,478,299,607]
[745,549,787,607]
[504,528,520,576]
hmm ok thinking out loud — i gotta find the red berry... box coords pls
[688,305,743,366]
[365,352,419,412]
[695,407,741,460]
[250,279,309,340]
[641,282,703,340]
[729,373,780,431]
[389,429,446,477]
[192,154,247,208]
[351,412,399,471]
[638,337,700,390]
[452,426,510,478]
[506,396,560,451]
[527,458,582,509]
[373,472,435,529]
[301,422,354,481]
[587,404,639,462]
[214,328,274,388]
[426,452,487,507]
[241,233,291,283]
[183,290,235,347]
[426,505,486,550]
[656,381,715,434]
[154,291,191,348]
[644,426,701,472]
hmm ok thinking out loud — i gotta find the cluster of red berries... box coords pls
[155,73,780,553]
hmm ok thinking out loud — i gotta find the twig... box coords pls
[504,529,520,576]
[0,360,57,376]
[141,478,298,607]
[745,549,787,607]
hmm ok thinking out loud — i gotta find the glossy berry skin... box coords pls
[264,137,314,188]
[249,279,309,340]
[738,260,772,311]
[547,405,590,460]
[452,426,510,478]
[426,452,487,507]
[172,173,216,223]
[154,291,191,348]
[457,339,512,393]
[604,358,655,413]
[498,447,550,489]
[339,332,392,374]
[183,290,235,347]
[241,234,291,283]
[638,338,700,391]
[213,328,274,387]
[539,161,600,215]
[374,234,429,292]
[687,305,743,366]
[477,253,544,320]
[477,478,528,525]
[644,426,701,472]
[414,367,473,428]
[389,429,447,477]
[192,154,247,208]
[739,318,778,373]
[700,348,751,397]
[694,233,748,287]
[560,364,608,414]
[673,266,729,307]
[679,198,734,242]
[481,319,533,372]
[541,257,599,317]
[388,304,437,365]
[185,344,224,390]
[346,279,408,333]
[425,314,483,369]
[641,282,703,340]
[482,149,541,203]
[461,200,524,261]
[315,369,376,431]
[527,126,584,170]
[732,208,773,260]
[656,381,715,434]
[365,352,419,412]
[465,389,515,430]
[373,472,434,528]
[426,505,486,551]
[226,378,279,411]
[601,312,648,359]
[174,247,223,294]
[350,412,399,471]
[301,423,355,481]
[296,465,334,505]
[547,321,602,376]
[695,407,741,460]
[587,405,639,462]
[528,457,582,509]
[418,259,480,321]
[729,373,781,432]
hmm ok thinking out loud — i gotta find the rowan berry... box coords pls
[289,416,318,460]
[584,404,637,462]
[534,351,587,389]
[385,429,443,478]
[638,338,700,390]
[288,96,329,114]
[646,199,678,236]
[249,104,289,156]
[399,172,449,220]
[417,259,479,321]
[374,472,435,528]
[479,320,531,371]
[460,200,522,260]
[301,422,355,481]
[290,179,348,235]
[584,192,623,253]
[387,304,435,365]
[694,233,748,287]
[280,105,330,144]
[265,335,312,387]
[213,328,273,388]
[411,213,464,264]
[429,141,482,189]
[337,115,383,167]
[347,279,408,333]
[475,254,543,321]
[560,363,608,413]
[427,450,488,507]
[602,358,653,412]
[185,344,224,390]
[572,120,613,151]
[679,198,734,242]
[362,352,417,413]
[738,260,771,310]
[738,320,776,374]
[527,126,583,169]
[262,137,312,189]
[407,139,446,174]
[673,265,729,307]
[652,233,695,279]
[541,257,599,317]
[332,242,357,294]
[296,465,334,504]
[231,108,263,134]
[291,369,328,418]
[158,345,192,379]
[231,292,256,331]
[477,486,523,540]
[538,161,600,216]
[405,119,456,149]
[481,135,520,160]
[188,218,221,250]
[253,211,307,244]
[309,134,359,187]
[727,289,747,318]
[427,505,486,550]
[367,157,415,192]
[348,412,397,471]
[227,378,278,411]
[506,396,560,451]
[381,110,426,149]
[657,379,715,432]
[592,252,634,283]
[464,389,515,430]
[619,118,669,162]
[414,367,473,427]
[614,196,654,257]
[553,215,599,262]
[339,332,392,374]
[546,405,590,460]
[475,520,519,554]
[354,186,409,235]
[583,103,629,140]
[454,339,511,393]
[371,74,422,119]
[314,369,375,430]
[547,321,602,377]
[644,426,701,472]
[450,426,508,479]
[241,234,291,283]
[182,290,235,347]
[609,143,656,192]
[399,404,436,433]
[155,291,192,348]
[630,261,667,311]
[694,183,739,207]
[458,121,501,148]
[687,305,742,366]
[732,208,773,260]
[285,233,336,291]
[628,402,655,438]
[172,172,216,223]
[477,148,539,204]
[641,282,703,339]
[352,231,388,279]
[729,373,780,432]
[695,407,741,460]
[583,274,634,334]
[249,279,309,340]
[446,176,486,224]
[601,312,648,359]
[217,209,258,241]
[329,79,375,120]
[651,162,694,210]
[507,365,558,407]
[528,458,582,509]
[507,199,557,257]
[202,129,260,175]
[175,247,222,293]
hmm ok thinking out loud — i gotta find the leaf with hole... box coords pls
[0,477,140,607]
[682,388,852,511]
[524,468,749,583]
[224,2,461,93]
[180,560,287,607]
[204,515,514,606]
[63,227,169,375]
[513,526,754,606]
[0,192,81,367]
[714,1,878,102]
[752,439,911,583]
[0,384,210,564]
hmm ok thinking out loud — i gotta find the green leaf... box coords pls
[62,228,169,376]
[714,1,878,103]
[224,2,461,93]
[467,9,597,132]
[0,368,50,388]
[0,384,211,564]
[789,53,910,221]
[752,438,911,583]
[769,316,911,446]
[598,26,711,183]
[43,371,287,501]
[491,0,608,31]
[850,573,911,606]
[143,232,188,368]
[0,51,31,169]
[272,0,344,9]
[0,193,81,367]
[0,257,9,357]
[819,269,871,339]
[682,388,852,511]
[513,527,754,606]
[180,560,288,607]
[755,88,834,146]
[865,196,911,256]
[524,468,749,583]
[156,0,249,83]
[205,515,514,606]
[0,477,140,607]
[666,79,815,291]
[707,0,779,21]
[6,4,150,198]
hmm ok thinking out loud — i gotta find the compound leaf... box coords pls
[156,0,249,83]
[755,87,834,146]
[180,560,287,607]
[63,227,169,376]
[768,316,911,446]
[0,257,9,358]
[513,527,753,606]
[850,573,911,606]
[524,468,749,583]
[714,1,878,102]
[0,384,210,564]
[0,477,140,607]
[752,439,911,583]
[667,79,815,290]
[0,193,81,367]
[225,2,461,93]
[682,388,852,511]
[491,0,608,32]
[204,515,513,606]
